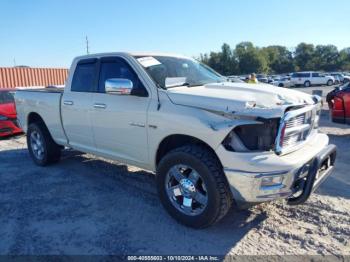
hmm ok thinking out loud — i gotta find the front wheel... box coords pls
[327,80,333,86]
[27,122,61,166]
[156,145,233,228]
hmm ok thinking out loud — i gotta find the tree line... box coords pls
[198,42,350,76]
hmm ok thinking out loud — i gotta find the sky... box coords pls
[0,0,349,68]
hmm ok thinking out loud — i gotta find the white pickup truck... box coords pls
[15,52,337,228]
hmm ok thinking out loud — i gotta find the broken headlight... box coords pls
[222,119,279,152]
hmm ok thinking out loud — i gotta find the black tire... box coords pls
[304,81,311,87]
[278,83,284,87]
[27,122,61,166]
[327,80,333,86]
[156,145,233,228]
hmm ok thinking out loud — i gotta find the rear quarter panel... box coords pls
[15,91,67,145]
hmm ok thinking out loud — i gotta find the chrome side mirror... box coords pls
[105,78,133,95]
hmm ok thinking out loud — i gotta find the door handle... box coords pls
[63,100,74,106]
[93,103,107,109]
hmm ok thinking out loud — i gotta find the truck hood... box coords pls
[166,82,315,118]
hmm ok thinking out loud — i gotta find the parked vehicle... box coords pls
[291,72,334,87]
[227,76,244,83]
[256,74,268,83]
[272,77,295,88]
[0,89,22,137]
[15,52,337,228]
[327,82,350,124]
[327,72,350,84]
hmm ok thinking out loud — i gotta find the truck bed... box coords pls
[15,88,68,146]
[16,86,64,93]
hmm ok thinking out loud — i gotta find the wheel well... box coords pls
[27,112,44,126]
[155,134,221,167]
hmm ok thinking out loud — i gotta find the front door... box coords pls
[90,56,151,166]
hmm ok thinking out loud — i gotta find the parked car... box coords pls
[328,72,350,84]
[15,52,336,228]
[256,74,268,83]
[327,82,350,124]
[272,77,295,88]
[0,89,22,137]
[291,72,335,87]
[227,76,244,83]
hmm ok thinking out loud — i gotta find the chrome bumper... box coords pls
[224,144,337,208]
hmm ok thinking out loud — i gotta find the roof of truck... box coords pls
[74,52,190,61]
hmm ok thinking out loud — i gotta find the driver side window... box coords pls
[98,57,147,96]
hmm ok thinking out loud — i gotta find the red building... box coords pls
[0,67,68,88]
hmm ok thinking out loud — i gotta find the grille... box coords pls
[276,105,319,155]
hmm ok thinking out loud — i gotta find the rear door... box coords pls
[61,59,98,152]
[90,56,151,165]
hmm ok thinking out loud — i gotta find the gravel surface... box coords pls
[0,87,349,256]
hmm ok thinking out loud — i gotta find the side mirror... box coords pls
[105,78,133,95]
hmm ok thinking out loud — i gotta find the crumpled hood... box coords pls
[166,82,316,118]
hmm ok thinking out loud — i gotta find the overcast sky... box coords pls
[0,0,349,68]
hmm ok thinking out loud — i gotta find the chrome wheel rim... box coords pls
[165,165,208,216]
[30,131,45,160]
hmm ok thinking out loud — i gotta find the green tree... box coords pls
[312,45,339,71]
[294,43,316,71]
[338,48,350,71]
[235,42,269,74]
[262,45,295,73]
[199,42,350,76]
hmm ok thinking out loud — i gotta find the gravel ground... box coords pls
[0,86,349,256]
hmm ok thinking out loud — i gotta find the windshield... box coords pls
[0,91,15,104]
[134,56,224,89]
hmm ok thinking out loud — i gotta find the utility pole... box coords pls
[13,58,16,67]
[86,36,90,55]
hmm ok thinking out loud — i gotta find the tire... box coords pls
[335,80,340,85]
[304,81,311,87]
[156,145,232,228]
[278,83,284,87]
[327,80,333,86]
[27,122,61,166]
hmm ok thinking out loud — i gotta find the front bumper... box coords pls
[218,133,337,208]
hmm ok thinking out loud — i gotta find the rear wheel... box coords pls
[304,81,311,87]
[278,83,284,87]
[156,145,232,228]
[327,79,333,86]
[27,122,61,166]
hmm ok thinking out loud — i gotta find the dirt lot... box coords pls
[0,86,349,256]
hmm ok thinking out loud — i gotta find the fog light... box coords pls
[261,176,284,187]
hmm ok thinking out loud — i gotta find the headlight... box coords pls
[0,115,8,121]
[222,120,279,152]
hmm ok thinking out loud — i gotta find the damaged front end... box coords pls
[212,95,322,155]
[222,119,279,152]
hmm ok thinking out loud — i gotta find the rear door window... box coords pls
[71,59,98,92]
